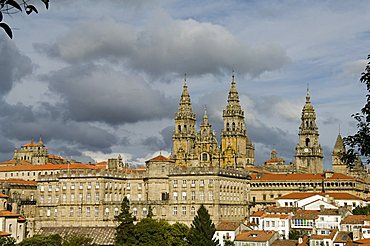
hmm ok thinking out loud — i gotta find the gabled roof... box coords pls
[334,231,352,243]
[0,231,11,237]
[250,210,265,217]
[271,240,298,246]
[0,179,37,186]
[0,210,21,217]
[235,230,276,242]
[292,210,319,220]
[216,221,241,231]
[310,230,338,240]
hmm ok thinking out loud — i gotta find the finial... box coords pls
[306,84,311,102]
[184,73,187,82]
[339,124,341,135]
[232,69,235,83]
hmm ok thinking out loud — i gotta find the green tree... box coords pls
[0,237,15,246]
[115,196,136,245]
[187,205,218,246]
[169,222,189,246]
[224,240,234,246]
[343,55,370,167]
[134,218,170,246]
[352,205,370,215]
[0,0,49,39]
[18,234,62,246]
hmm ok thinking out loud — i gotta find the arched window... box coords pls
[232,122,235,131]
[226,123,230,131]
[191,206,195,215]
[305,138,310,147]
[310,121,313,128]
[104,207,109,217]
[178,125,181,132]
[202,153,208,161]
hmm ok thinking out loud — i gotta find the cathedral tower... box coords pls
[221,74,254,168]
[295,89,323,173]
[332,133,347,175]
[171,79,197,166]
[195,109,220,167]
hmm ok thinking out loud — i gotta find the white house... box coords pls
[214,221,249,246]
[234,230,279,246]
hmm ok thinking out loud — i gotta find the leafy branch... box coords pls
[0,0,49,39]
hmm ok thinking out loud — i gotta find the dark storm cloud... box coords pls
[0,37,33,96]
[36,17,289,78]
[44,64,176,125]
[0,100,117,153]
[141,126,173,151]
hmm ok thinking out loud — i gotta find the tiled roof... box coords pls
[147,155,170,162]
[0,179,37,186]
[263,214,289,219]
[278,192,362,200]
[38,226,115,245]
[0,193,8,198]
[235,230,276,242]
[292,210,319,220]
[265,206,297,214]
[353,238,370,245]
[250,173,354,181]
[48,155,64,160]
[0,162,102,172]
[271,239,297,246]
[250,210,265,217]
[341,215,370,224]
[216,221,241,231]
[17,216,26,222]
[22,143,41,147]
[0,210,21,217]
[0,231,11,237]
[334,231,352,243]
[245,167,273,174]
[318,209,340,216]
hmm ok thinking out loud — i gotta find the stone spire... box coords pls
[295,88,323,174]
[221,74,254,168]
[333,134,345,155]
[171,78,197,166]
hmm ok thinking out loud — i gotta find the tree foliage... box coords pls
[18,234,96,246]
[115,196,136,246]
[187,204,218,246]
[0,237,15,246]
[352,205,370,215]
[0,0,49,39]
[343,55,370,167]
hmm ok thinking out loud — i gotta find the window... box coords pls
[40,185,44,192]
[95,207,99,217]
[71,194,75,202]
[48,185,52,192]
[202,153,208,161]
[182,180,187,188]
[209,179,213,186]
[182,192,187,200]
[9,224,12,233]
[62,183,67,190]
[79,183,83,189]
[138,194,142,201]
[87,182,92,189]
[173,206,178,215]
[143,208,147,217]
[191,180,196,187]
[191,191,195,201]
[79,193,83,202]
[272,221,275,227]
[96,182,100,189]
[191,206,195,215]
[133,208,137,216]
[138,184,142,190]
[55,185,60,192]
[263,194,266,200]
[105,207,109,217]
[173,192,178,200]
[87,193,91,202]
[126,183,130,190]
[200,180,204,187]
[86,207,91,217]
[115,207,119,217]
[62,194,66,202]
[200,192,204,201]
[70,207,74,217]
[173,180,178,188]
[47,208,51,217]
[78,207,82,217]
[95,193,100,202]
[209,192,213,201]
[47,196,51,203]
[182,206,186,215]
[71,183,75,190]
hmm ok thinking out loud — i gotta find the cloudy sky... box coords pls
[1,0,369,169]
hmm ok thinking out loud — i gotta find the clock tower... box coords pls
[294,89,323,173]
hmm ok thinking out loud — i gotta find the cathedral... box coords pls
[171,74,255,169]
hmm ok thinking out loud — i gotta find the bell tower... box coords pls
[221,74,254,168]
[171,78,196,166]
[295,89,323,173]
[195,109,220,167]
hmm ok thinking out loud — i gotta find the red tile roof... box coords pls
[147,155,170,162]
[250,173,355,181]
[0,194,8,198]
[250,210,265,217]
[0,162,102,172]
[0,231,11,237]
[216,221,241,231]
[278,192,362,200]
[341,215,370,224]
[235,230,276,242]
[0,179,37,186]
[292,210,319,220]
[0,210,21,217]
